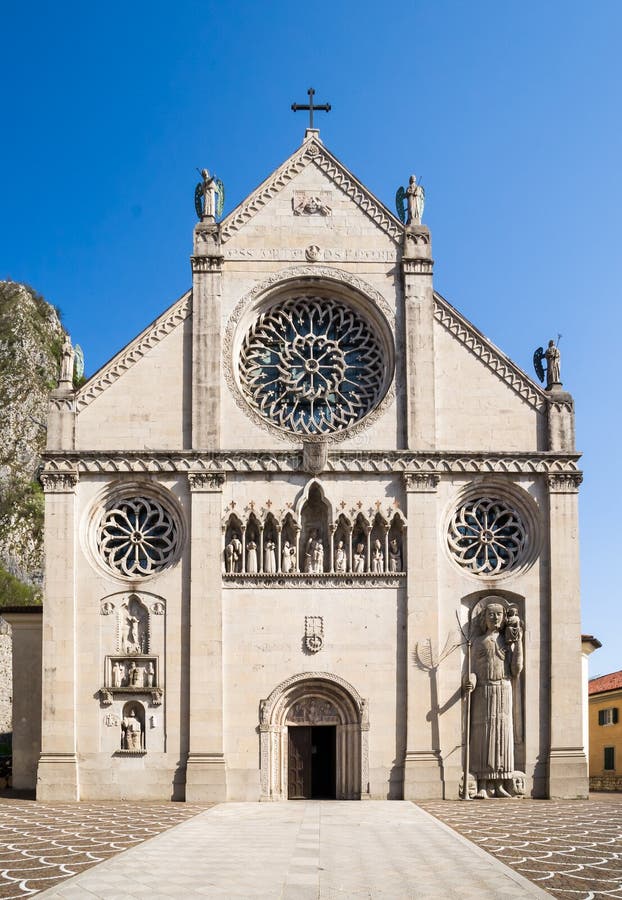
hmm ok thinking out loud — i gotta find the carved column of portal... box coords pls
[402,225,436,450]
[185,471,227,801]
[37,471,79,800]
[191,222,223,449]
[547,472,588,798]
[403,472,443,800]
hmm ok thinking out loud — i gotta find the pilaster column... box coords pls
[402,471,443,799]
[402,227,436,450]
[37,470,79,800]
[191,223,223,449]
[185,471,227,801]
[46,391,75,451]
[547,472,588,798]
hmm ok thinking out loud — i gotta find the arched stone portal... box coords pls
[259,672,369,801]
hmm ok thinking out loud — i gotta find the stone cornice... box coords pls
[42,450,581,477]
[74,292,191,412]
[434,293,547,412]
[219,138,403,245]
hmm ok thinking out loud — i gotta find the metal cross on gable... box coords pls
[291,87,331,129]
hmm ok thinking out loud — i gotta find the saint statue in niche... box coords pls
[282,540,292,573]
[388,538,402,573]
[146,662,155,687]
[353,542,366,573]
[335,541,347,573]
[463,599,524,799]
[224,534,242,573]
[264,541,276,574]
[112,661,124,688]
[304,531,324,574]
[371,539,384,573]
[246,540,258,573]
[122,710,143,751]
[120,596,148,655]
[128,662,143,688]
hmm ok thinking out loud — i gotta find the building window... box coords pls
[604,747,615,771]
[447,497,527,576]
[598,707,619,726]
[238,294,388,436]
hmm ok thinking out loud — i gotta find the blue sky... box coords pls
[2,1,621,674]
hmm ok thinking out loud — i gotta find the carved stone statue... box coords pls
[59,333,74,384]
[231,536,242,572]
[388,537,402,573]
[304,531,324,574]
[224,542,234,573]
[112,661,124,688]
[533,338,561,389]
[544,339,561,387]
[335,540,347,573]
[406,175,425,225]
[264,540,276,574]
[200,168,217,218]
[353,542,366,573]
[371,539,384,573]
[128,661,142,688]
[122,710,143,751]
[124,615,142,654]
[282,540,292,573]
[464,599,524,799]
[146,662,155,688]
[246,540,258,574]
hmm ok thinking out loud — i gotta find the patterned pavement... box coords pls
[0,798,211,898]
[421,795,622,900]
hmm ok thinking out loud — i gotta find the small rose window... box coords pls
[97,497,180,577]
[447,497,527,576]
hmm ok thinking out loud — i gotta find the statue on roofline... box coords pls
[395,174,425,225]
[533,336,562,389]
[195,168,225,220]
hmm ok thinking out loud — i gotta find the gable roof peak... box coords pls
[219,135,403,244]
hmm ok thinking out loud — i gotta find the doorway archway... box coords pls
[259,672,369,800]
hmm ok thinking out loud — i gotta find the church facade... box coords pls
[28,128,586,802]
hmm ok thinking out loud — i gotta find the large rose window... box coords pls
[447,497,527,576]
[238,295,386,435]
[97,497,180,577]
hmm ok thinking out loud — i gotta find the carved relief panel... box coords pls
[98,592,166,754]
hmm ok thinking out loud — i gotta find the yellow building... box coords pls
[589,670,622,791]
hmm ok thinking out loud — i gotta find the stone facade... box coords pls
[16,129,587,801]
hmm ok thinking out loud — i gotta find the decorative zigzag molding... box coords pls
[42,451,581,476]
[75,293,191,412]
[433,293,547,412]
[219,138,402,244]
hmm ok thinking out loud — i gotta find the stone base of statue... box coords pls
[185,752,227,801]
[548,748,588,799]
[36,752,79,801]
[403,750,444,800]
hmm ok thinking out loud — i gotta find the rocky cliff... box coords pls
[0,281,64,600]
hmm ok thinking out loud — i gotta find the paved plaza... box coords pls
[0,797,619,897]
[422,795,622,900]
[32,801,543,899]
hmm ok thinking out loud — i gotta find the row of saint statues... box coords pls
[111,659,156,689]
[224,532,403,575]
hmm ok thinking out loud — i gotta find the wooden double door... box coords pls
[288,725,336,799]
